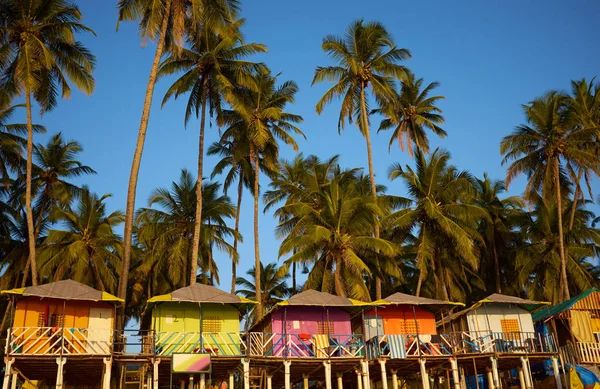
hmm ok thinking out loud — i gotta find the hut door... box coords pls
[365,316,384,340]
[87,307,112,354]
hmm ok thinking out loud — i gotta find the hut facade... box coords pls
[532,287,600,365]
[1,280,123,389]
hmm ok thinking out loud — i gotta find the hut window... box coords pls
[402,320,420,335]
[317,321,333,335]
[37,313,46,327]
[202,316,222,333]
[50,314,65,328]
[500,319,521,339]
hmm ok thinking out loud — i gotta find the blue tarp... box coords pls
[566,364,600,386]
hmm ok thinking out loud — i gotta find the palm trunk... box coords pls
[492,234,501,294]
[555,157,569,301]
[190,76,208,286]
[91,258,106,292]
[118,0,172,306]
[231,176,243,294]
[292,262,297,294]
[251,144,262,319]
[359,84,381,300]
[25,90,38,286]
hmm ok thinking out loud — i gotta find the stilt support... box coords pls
[153,360,161,389]
[379,359,388,389]
[356,370,363,389]
[323,361,332,389]
[56,357,66,389]
[361,361,370,389]
[267,375,273,389]
[486,368,493,389]
[9,373,16,389]
[242,359,250,389]
[450,358,460,389]
[390,369,398,389]
[2,358,14,389]
[551,357,562,389]
[103,357,112,389]
[419,359,430,389]
[337,373,343,389]
[200,373,206,389]
[229,371,235,389]
[303,374,310,389]
[284,360,292,389]
[189,375,194,389]
[490,357,500,389]
[520,357,532,389]
[517,368,526,389]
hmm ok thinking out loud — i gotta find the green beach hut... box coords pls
[147,283,255,357]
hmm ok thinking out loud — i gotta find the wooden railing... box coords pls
[248,333,364,358]
[366,334,452,359]
[7,327,113,356]
[440,331,557,355]
[559,342,600,364]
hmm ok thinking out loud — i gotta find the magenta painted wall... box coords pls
[271,306,352,334]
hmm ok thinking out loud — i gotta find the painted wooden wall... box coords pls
[465,304,535,334]
[366,306,437,335]
[13,297,114,329]
[270,306,352,335]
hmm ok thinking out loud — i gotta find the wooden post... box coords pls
[517,368,526,389]
[323,361,332,389]
[390,369,398,389]
[229,372,235,389]
[242,359,250,389]
[189,375,194,389]
[361,361,370,389]
[551,357,562,389]
[2,358,14,389]
[486,368,493,389]
[9,373,16,389]
[490,357,500,389]
[379,359,388,389]
[304,374,310,389]
[356,371,363,389]
[337,372,343,389]
[473,358,481,389]
[284,360,292,389]
[419,359,430,389]
[56,357,66,389]
[103,357,113,389]
[267,375,272,389]
[153,360,160,389]
[200,374,206,389]
[520,357,532,389]
[450,358,460,389]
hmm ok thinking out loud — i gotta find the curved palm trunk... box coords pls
[555,158,569,301]
[190,77,208,286]
[251,144,263,319]
[492,234,501,294]
[360,85,382,300]
[118,0,172,306]
[292,263,297,294]
[231,176,243,294]
[25,90,38,286]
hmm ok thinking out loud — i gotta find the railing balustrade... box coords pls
[439,331,556,355]
[8,327,113,356]
[248,333,364,358]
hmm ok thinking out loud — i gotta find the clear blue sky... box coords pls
[17,0,600,287]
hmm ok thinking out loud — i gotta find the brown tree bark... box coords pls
[251,144,263,318]
[118,0,172,309]
[25,90,38,286]
[190,76,208,286]
[231,176,243,294]
[555,158,569,301]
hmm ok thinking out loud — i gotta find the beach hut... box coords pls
[145,283,255,389]
[365,292,463,359]
[438,293,551,354]
[532,287,600,365]
[1,279,123,389]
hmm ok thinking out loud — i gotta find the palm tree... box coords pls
[515,193,600,303]
[116,0,239,303]
[313,20,410,299]
[387,148,486,299]
[159,20,265,286]
[473,174,524,294]
[278,169,400,300]
[135,169,238,290]
[0,0,96,286]
[500,92,600,301]
[0,102,45,187]
[236,261,290,324]
[375,72,446,156]
[38,189,123,293]
[222,69,304,318]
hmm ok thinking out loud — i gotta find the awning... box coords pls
[532,288,599,322]
[1,280,123,304]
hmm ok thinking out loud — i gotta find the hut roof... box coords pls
[1,280,123,303]
[277,289,366,307]
[372,292,464,314]
[532,288,599,322]
[147,283,256,307]
[438,293,549,326]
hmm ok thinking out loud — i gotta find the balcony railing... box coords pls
[155,332,247,356]
[366,334,452,359]
[559,342,600,365]
[440,331,556,355]
[7,327,113,356]
[248,333,364,358]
